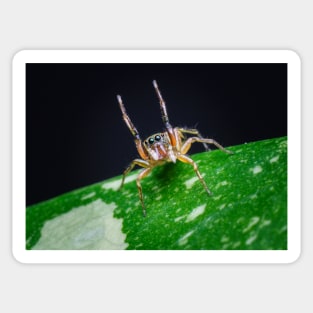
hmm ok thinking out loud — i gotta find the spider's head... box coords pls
[143,132,173,162]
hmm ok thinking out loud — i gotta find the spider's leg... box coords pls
[117,95,148,160]
[178,127,210,151]
[119,159,150,190]
[117,95,140,138]
[180,137,233,155]
[136,168,152,217]
[152,80,170,127]
[152,80,177,147]
[177,154,212,195]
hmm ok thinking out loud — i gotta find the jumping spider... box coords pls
[117,80,233,217]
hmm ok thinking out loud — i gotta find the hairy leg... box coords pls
[180,137,233,155]
[153,80,177,146]
[136,168,152,217]
[119,159,150,190]
[177,154,212,195]
[178,127,210,151]
[117,95,148,160]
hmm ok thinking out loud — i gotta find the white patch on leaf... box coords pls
[250,193,258,199]
[184,176,201,190]
[216,180,228,188]
[219,203,226,210]
[213,195,222,201]
[221,235,229,243]
[186,204,206,222]
[178,230,194,246]
[232,241,241,249]
[32,199,128,250]
[269,156,279,163]
[260,219,271,228]
[243,216,260,233]
[102,173,138,191]
[174,215,185,222]
[246,234,258,245]
[251,165,262,175]
[81,192,96,200]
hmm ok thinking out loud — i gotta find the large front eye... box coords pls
[155,135,161,141]
[148,137,154,144]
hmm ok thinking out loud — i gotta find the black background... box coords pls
[26,63,287,206]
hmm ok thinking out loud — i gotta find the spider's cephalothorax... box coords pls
[117,80,233,217]
[144,132,176,163]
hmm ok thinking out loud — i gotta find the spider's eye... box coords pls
[155,135,161,141]
[148,137,154,144]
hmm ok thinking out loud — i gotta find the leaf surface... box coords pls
[27,136,287,250]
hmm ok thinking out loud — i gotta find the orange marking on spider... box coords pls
[117,80,233,217]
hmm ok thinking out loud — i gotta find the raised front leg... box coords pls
[117,95,148,160]
[152,80,177,147]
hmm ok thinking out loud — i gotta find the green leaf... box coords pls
[26,136,287,250]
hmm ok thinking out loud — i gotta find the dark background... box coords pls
[26,63,287,206]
